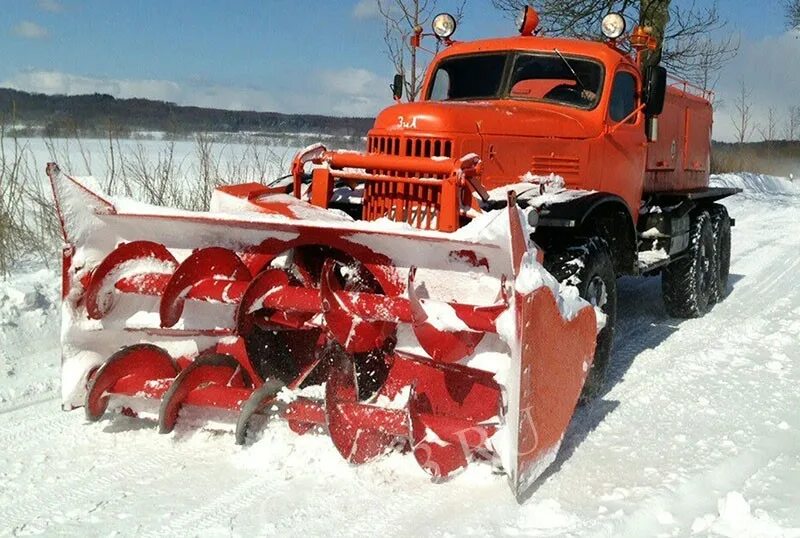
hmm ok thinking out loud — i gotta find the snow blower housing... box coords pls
[50,7,736,499]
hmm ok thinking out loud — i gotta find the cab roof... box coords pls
[438,35,635,68]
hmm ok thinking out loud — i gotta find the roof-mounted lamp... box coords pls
[601,13,627,40]
[517,6,540,36]
[432,13,457,40]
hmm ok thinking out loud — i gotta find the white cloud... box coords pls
[3,70,181,101]
[320,68,383,96]
[0,70,280,112]
[0,68,392,117]
[12,21,49,39]
[353,0,380,20]
[37,0,64,13]
[318,68,390,116]
[713,30,800,141]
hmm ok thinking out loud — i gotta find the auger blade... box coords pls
[85,241,177,319]
[85,344,178,421]
[325,358,405,464]
[407,267,486,363]
[160,247,252,328]
[158,352,254,433]
[320,259,396,353]
[234,378,286,445]
[236,268,316,334]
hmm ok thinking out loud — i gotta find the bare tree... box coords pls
[680,33,738,91]
[376,0,466,101]
[491,0,738,86]
[758,107,778,143]
[788,0,800,28]
[731,80,754,144]
[786,106,800,141]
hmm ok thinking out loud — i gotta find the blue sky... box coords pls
[1,0,796,139]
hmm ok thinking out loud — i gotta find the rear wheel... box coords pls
[709,204,732,304]
[662,210,716,318]
[544,237,617,403]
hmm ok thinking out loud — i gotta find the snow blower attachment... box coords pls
[47,153,596,497]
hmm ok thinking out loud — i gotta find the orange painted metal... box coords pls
[645,84,713,193]
[510,285,597,493]
[294,33,711,230]
[292,147,482,232]
[518,6,540,36]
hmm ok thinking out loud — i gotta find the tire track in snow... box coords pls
[576,198,800,536]
[139,473,274,538]
[605,443,792,537]
[0,398,69,452]
[0,391,58,416]
[0,420,193,534]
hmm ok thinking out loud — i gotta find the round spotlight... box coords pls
[432,13,457,39]
[601,13,626,39]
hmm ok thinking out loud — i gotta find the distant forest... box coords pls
[1,87,798,176]
[0,88,375,139]
[712,140,800,177]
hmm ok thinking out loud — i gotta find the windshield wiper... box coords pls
[554,48,587,92]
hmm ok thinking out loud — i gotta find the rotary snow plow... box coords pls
[47,145,596,497]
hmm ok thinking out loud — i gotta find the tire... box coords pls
[709,204,731,304]
[544,237,617,403]
[662,210,716,318]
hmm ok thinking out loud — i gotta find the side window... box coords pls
[610,71,637,123]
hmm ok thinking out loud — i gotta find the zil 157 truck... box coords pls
[46,6,736,496]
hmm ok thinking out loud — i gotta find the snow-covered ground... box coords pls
[0,173,798,537]
[2,136,296,187]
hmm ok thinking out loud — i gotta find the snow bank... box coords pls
[0,268,60,405]
[711,173,800,197]
[690,492,794,538]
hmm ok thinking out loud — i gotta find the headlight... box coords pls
[601,13,626,39]
[432,13,457,39]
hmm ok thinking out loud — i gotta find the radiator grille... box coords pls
[362,181,440,230]
[368,135,453,159]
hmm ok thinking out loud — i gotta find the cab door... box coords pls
[602,69,647,222]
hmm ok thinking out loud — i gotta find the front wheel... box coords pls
[544,237,617,403]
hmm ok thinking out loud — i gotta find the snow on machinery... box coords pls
[49,7,737,497]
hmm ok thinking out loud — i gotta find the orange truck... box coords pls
[301,7,736,398]
[48,7,736,497]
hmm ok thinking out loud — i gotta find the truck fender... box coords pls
[531,192,637,276]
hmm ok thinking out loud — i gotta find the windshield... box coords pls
[427,52,604,109]
[428,54,507,101]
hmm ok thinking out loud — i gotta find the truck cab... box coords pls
[370,36,649,220]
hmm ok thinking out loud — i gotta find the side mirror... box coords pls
[391,74,404,101]
[644,65,667,116]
